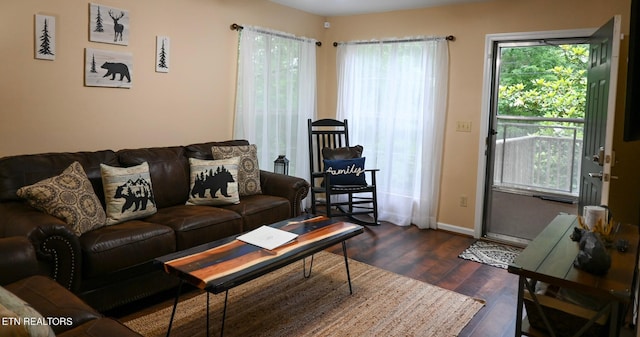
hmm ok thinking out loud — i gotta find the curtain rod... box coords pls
[332,35,455,47]
[230,23,321,47]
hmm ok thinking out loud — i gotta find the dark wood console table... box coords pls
[508,214,639,337]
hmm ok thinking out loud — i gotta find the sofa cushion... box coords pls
[117,147,189,208]
[79,221,175,278]
[5,275,100,335]
[187,157,240,206]
[184,140,250,160]
[145,205,243,250]
[221,194,290,232]
[16,162,106,236]
[0,283,55,337]
[101,162,157,225]
[211,144,262,196]
[0,150,118,203]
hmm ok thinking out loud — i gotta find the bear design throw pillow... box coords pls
[187,157,240,206]
[101,162,157,225]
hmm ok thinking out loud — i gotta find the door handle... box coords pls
[588,172,603,180]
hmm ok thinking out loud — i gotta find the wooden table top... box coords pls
[508,214,639,302]
[156,215,363,293]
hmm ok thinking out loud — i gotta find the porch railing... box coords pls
[493,116,584,197]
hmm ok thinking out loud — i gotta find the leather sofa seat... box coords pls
[146,205,243,250]
[222,194,291,231]
[79,221,176,278]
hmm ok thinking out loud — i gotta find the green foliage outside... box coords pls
[498,44,589,120]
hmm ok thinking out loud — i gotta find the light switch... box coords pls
[456,121,472,132]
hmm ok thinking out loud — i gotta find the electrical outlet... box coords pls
[459,195,468,207]
[456,121,472,132]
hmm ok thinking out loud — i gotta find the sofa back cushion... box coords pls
[185,140,250,160]
[116,147,189,208]
[0,151,118,203]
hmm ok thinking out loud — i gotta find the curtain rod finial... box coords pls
[230,23,243,31]
[446,35,455,41]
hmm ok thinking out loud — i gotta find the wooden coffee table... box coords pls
[155,215,364,337]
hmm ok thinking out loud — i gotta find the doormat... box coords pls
[458,240,523,269]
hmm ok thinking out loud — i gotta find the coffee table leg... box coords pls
[220,289,229,337]
[166,280,183,337]
[342,241,353,295]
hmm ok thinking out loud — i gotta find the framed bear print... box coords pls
[89,3,129,46]
[85,48,133,88]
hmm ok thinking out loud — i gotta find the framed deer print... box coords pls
[89,3,129,46]
[85,48,133,88]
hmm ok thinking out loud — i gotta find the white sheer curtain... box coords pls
[336,38,449,228]
[234,26,317,179]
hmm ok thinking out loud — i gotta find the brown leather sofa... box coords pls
[0,236,142,336]
[0,140,309,312]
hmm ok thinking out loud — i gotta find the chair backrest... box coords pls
[307,119,350,183]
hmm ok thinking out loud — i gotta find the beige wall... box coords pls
[0,0,324,155]
[2,0,638,229]
[322,0,639,228]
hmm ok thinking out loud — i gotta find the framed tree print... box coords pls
[89,3,129,45]
[156,36,170,73]
[85,48,133,88]
[35,14,55,60]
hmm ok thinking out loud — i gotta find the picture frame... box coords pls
[35,14,56,60]
[89,3,129,46]
[85,48,133,88]
[156,36,170,73]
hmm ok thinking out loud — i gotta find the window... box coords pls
[234,27,317,178]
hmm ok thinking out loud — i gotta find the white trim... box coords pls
[475,28,597,239]
[437,222,475,237]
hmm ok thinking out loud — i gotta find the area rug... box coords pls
[458,240,523,269]
[122,251,485,337]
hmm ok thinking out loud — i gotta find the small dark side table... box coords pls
[508,214,639,337]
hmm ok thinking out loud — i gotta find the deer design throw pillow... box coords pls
[16,161,106,236]
[101,162,157,225]
[187,157,240,206]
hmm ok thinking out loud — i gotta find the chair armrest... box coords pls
[0,202,82,291]
[0,236,39,285]
[259,171,310,217]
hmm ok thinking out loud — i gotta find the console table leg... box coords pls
[166,280,183,337]
[342,241,353,295]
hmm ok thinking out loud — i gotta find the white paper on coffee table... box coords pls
[237,225,298,250]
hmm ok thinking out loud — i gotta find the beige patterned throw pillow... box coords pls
[101,162,157,225]
[211,144,262,196]
[187,157,240,206]
[16,162,106,236]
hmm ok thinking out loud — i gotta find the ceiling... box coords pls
[268,0,491,17]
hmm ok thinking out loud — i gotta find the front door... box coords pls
[579,16,621,211]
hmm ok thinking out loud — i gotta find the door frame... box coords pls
[474,28,597,239]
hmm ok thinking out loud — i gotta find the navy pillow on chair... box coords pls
[323,157,367,185]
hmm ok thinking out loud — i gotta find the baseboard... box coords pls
[436,222,476,237]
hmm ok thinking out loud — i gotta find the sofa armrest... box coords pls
[259,171,309,217]
[0,236,39,285]
[0,202,82,291]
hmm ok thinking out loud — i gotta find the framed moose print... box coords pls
[89,3,129,45]
[85,48,133,88]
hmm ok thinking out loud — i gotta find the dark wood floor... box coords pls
[326,220,519,337]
